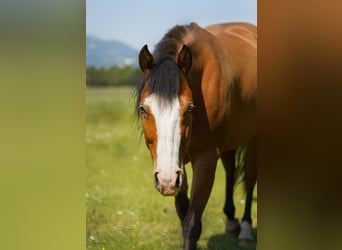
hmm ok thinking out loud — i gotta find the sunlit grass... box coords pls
[86,87,257,250]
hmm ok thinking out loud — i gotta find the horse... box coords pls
[135,22,257,250]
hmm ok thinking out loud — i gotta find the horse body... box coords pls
[136,22,257,250]
[186,23,256,154]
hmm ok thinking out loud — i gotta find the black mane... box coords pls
[135,24,193,115]
[148,58,180,100]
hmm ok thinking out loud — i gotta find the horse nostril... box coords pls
[175,171,181,188]
[154,172,159,185]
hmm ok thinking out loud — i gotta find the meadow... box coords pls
[86,87,257,250]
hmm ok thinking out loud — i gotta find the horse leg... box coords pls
[182,150,218,250]
[175,166,189,221]
[238,136,257,246]
[221,149,241,236]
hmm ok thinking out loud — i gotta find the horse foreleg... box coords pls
[221,149,241,236]
[239,136,257,246]
[182,150,218,250]
[175,166,189,221]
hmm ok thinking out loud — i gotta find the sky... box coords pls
[86,0,257,50]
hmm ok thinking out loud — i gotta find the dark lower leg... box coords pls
[239,185,255,242]
[182,211,202,250]
[175,190,189,221]
[241,187,254,224]
[175,168,189,221]
[239,136,257,244]
[221,150,237,220]
[241,136,257,225]
[224,178,236,220]
[182,150,218,250]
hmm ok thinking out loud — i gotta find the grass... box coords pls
[86,87,257,250]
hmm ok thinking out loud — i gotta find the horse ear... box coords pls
[139,44,155,73]
[177,45,192,74]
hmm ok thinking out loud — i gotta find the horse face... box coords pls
[138,45,193,196]
[139,88,193,196]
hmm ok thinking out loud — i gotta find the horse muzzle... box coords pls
[154,169,182,196]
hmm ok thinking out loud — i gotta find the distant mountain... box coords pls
[86,36,138,68]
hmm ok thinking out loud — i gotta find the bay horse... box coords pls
[135,22,257,250]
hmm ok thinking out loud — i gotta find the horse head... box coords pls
[137,44,193,196]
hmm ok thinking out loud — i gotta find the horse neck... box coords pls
[187,25,224,74]
[186,28,226,88]
[186,27,237,120]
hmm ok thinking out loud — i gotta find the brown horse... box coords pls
[135,22,257,250]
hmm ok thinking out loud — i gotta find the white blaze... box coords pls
[144,94,181,175]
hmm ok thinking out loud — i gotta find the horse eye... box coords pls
[186,104,195,113]
[138,106,147,116]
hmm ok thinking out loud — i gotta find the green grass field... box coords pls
[86,87,257,250]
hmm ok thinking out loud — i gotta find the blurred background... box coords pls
[3,1,342,250]
[86,0,256,87]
